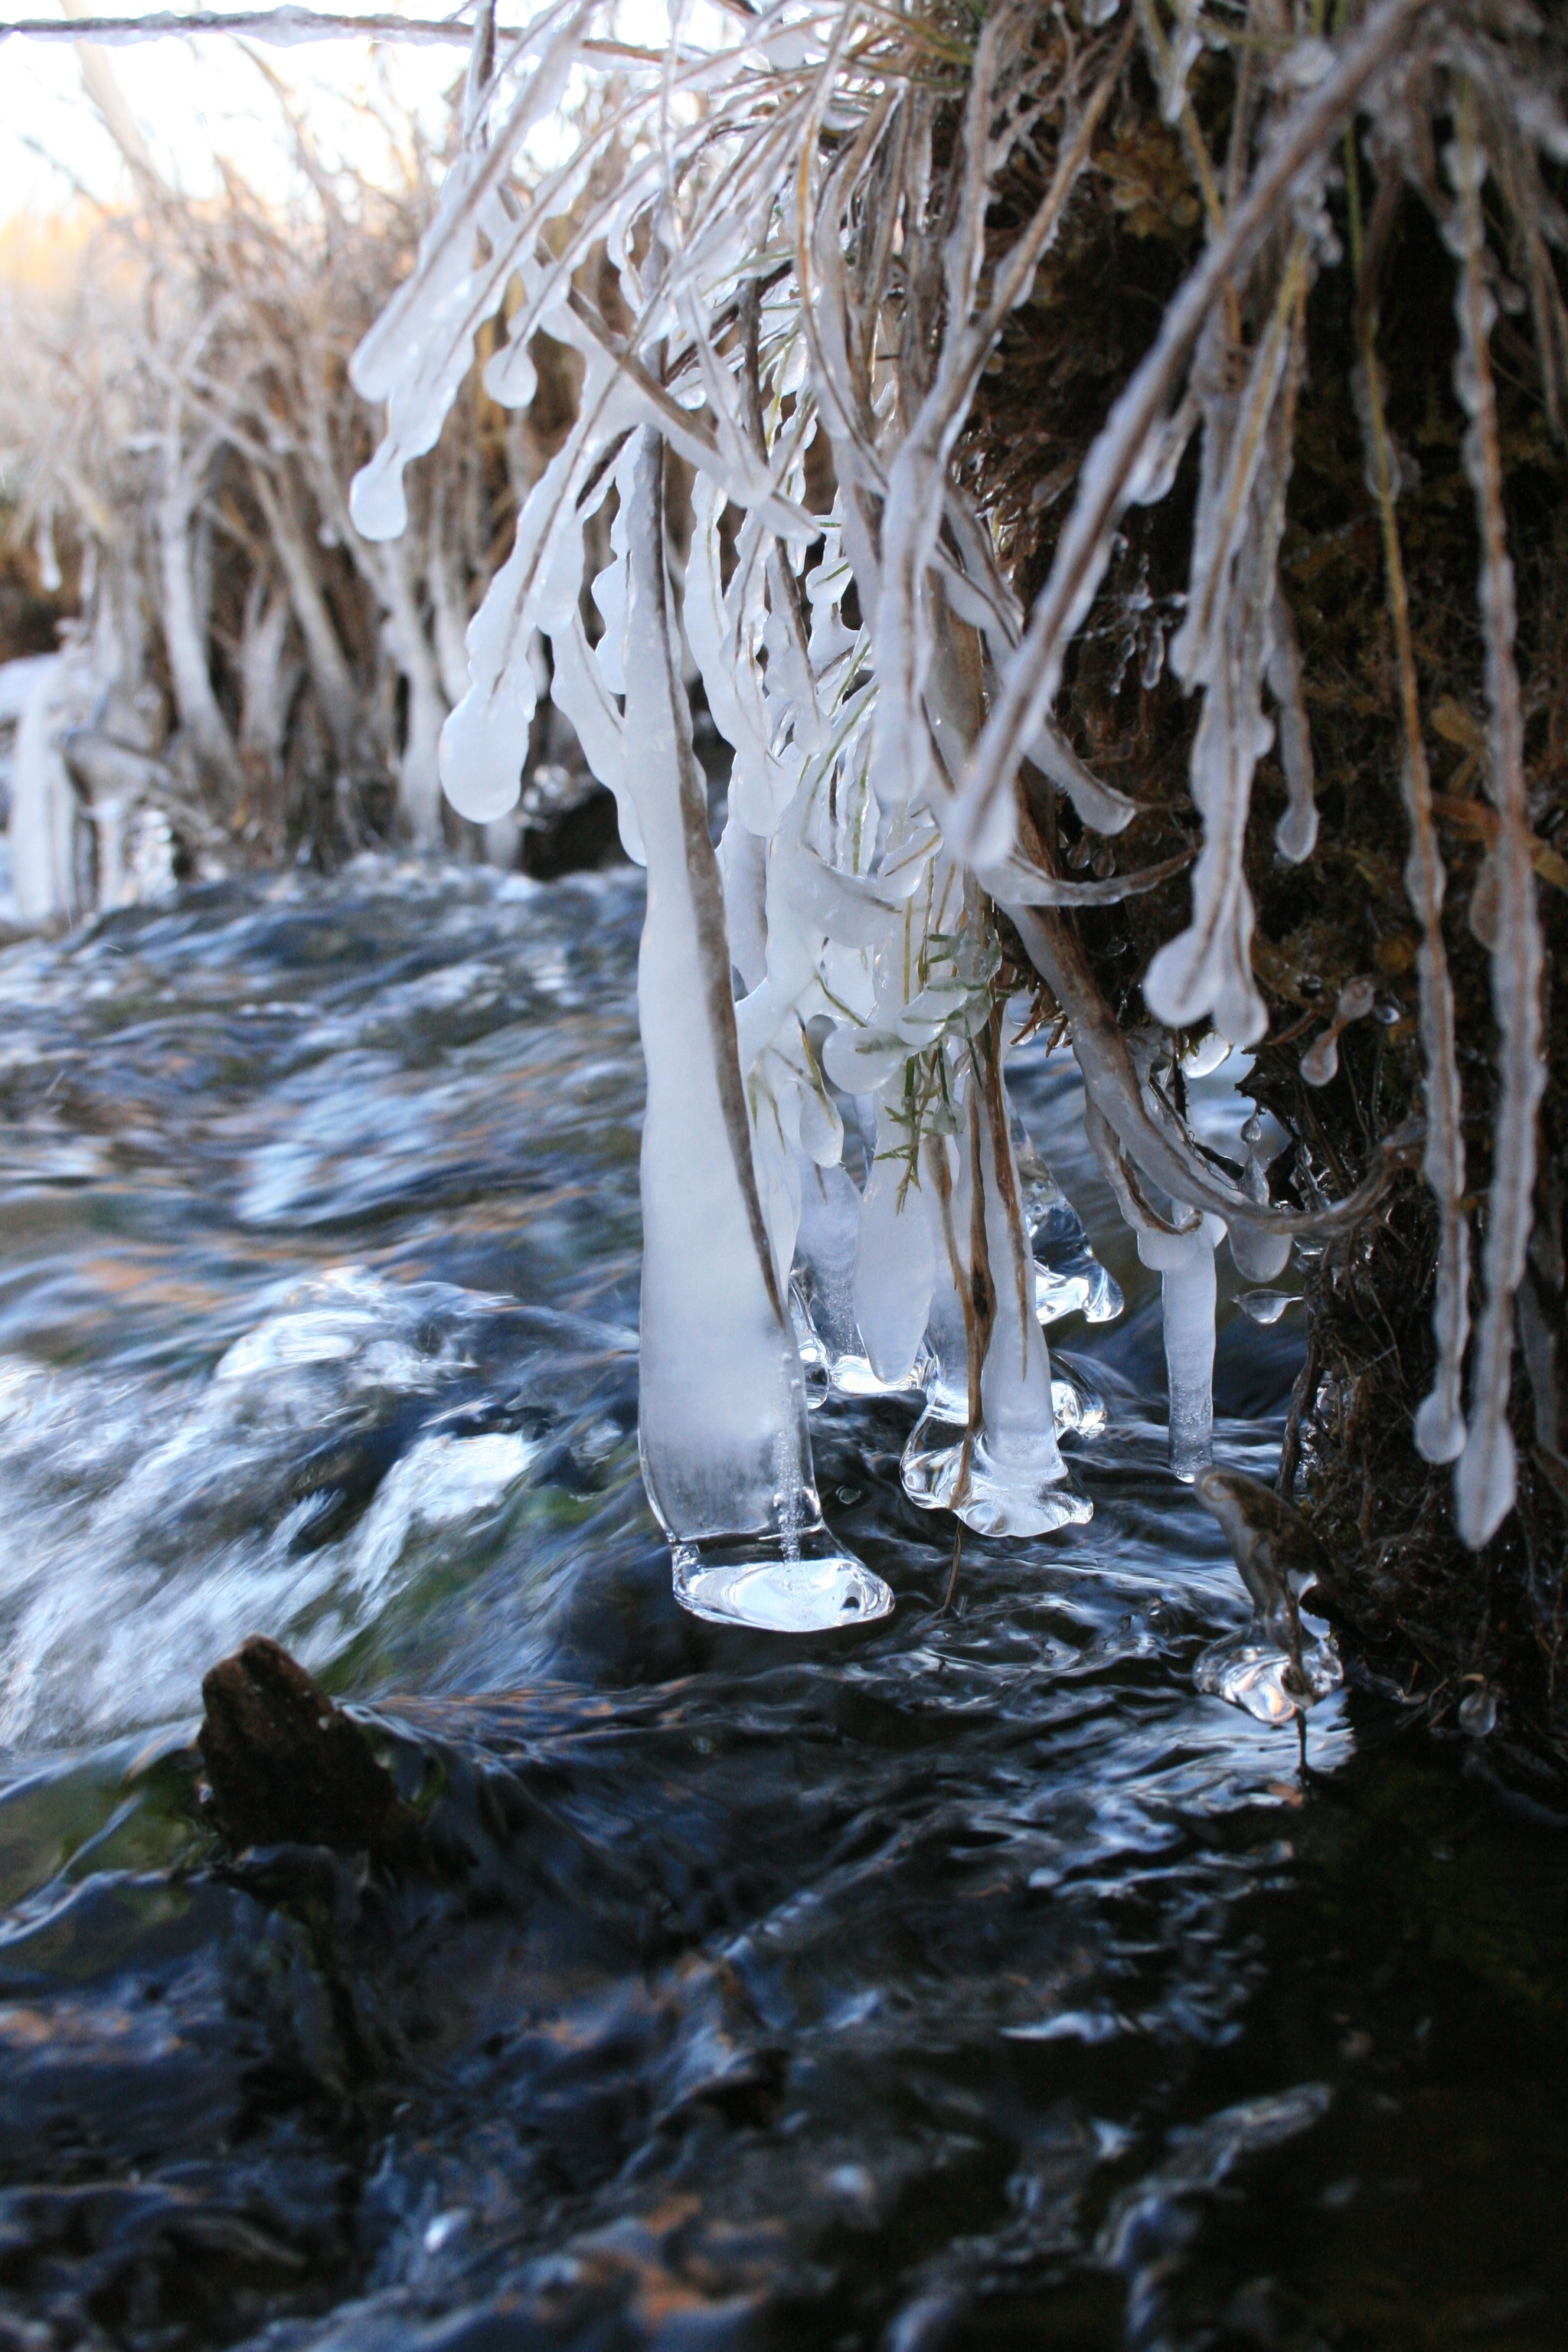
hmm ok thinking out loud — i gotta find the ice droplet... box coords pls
[1237,1289,1295,1326]
[1194,1630,1342,1723]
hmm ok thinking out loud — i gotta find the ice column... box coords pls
[1135,1210,1226,1481]
[901,1134,977,1511]
[969,1065,1093,1536]
[622,433,889,1632]
[900,1057,1092,1537]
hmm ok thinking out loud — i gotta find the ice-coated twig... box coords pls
[1351,159,1470,1470]
[1145,246,1309,1046]
[1450,93,1546,1547]
[947,0,1435,868]
[0,8,494,46]
[871,15,1131,819]
[348,0,599,542]
[1008,900,1416,1245]
[977,844,1197,909]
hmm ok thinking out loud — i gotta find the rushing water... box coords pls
[0,860,1563,2352]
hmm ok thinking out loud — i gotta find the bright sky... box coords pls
[0,0,740,224]
[0,5,469,218]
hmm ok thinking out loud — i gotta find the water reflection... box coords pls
[0,861,1562,2351]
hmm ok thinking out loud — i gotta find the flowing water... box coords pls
[0,860,1563,2352]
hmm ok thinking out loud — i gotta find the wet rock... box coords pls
[198,1636,418,1862]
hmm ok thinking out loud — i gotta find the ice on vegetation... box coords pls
[616,430,887,1630]
[1446,116,1547,1550]
[327,0,1555,1599]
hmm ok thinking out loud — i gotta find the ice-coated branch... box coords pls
[947,0,1436,868]
[0,8,484,46]
[1449,94,1546,1548]
[1007,900,1414,1246]
[871,15,1130,821]
[1352,173,1471,1472]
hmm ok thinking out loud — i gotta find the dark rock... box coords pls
[198,1636,418,1862]
[518,781,624,881]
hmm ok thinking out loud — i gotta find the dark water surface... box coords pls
[0,862,1563,2352]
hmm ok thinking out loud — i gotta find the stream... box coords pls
[0,858,1563,2352]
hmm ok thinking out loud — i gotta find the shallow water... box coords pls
[0,860,1563,2352]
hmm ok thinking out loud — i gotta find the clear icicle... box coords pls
[901,1133,976,1513]
[1138,1210,1224,1483]
[1266,586,1318,863]
[1449,110,1546,1547]
[965,1057,1092,1535]
[795,1157,869,1388]
[620,428,888,1631]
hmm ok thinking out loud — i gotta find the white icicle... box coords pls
[622,428,887,1629]
[439,359,641,828]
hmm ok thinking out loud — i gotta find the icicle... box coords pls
[1146,247,1310,1048]
[1265,587,1318,862]
[903,1128,981,1512]
[1157,0,1204,126]
[964,1046,1092,1534]
[348,2,598,540]
[1449,103,1546,1547]
[793,1155,865,1382]
[1140,1210,1224,1483]
[620,428,888,1631]
[440,359,642,831]
[1298,975,1375,1089]
[34,508,61,596]
[1083,1091,1220,1480]
[1228,1110,1292,1285]
[852,1106,936,1386]
[903,1050,1096,1532]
